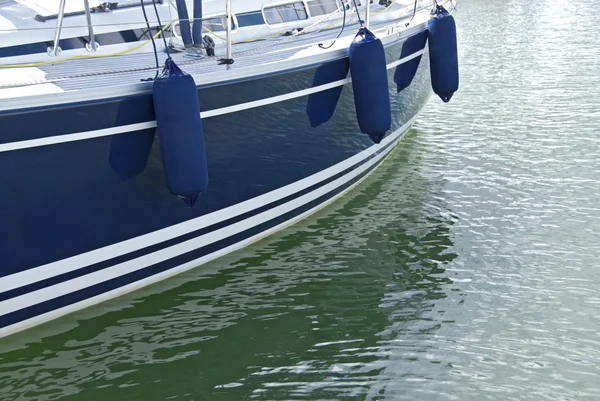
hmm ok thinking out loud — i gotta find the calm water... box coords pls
[2,0,600,399]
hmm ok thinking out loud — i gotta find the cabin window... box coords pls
[307,0,340,16]
[263,2,309,25]
[203,15,236,32]
[309,0,374,14]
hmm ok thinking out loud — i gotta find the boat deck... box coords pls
[1,27,348,91]
[0,2,439,111]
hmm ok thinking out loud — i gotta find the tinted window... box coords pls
[264,2,309,24]
[203,16,236,32]
[307,0,339,16]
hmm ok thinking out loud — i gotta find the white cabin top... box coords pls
[0,0,434,57]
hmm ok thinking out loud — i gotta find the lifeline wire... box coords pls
[351,0,363,25]
[407,0,419,25]
[140,0,160,76]
[318,0,347,49]
[151,0,171,59]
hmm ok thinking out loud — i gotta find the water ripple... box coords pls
[2,0,600,399]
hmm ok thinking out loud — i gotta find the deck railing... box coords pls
[42,0,442,59]
[83,0,99,52]
[48,0,67,56]
[48,0,98,56]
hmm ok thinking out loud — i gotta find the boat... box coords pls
[0,0,458,338]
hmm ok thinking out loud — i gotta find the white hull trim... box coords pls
[0,118,413,339]
[0,116,417,294]
[0,50,425,154]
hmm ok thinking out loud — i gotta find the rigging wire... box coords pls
[318,0,366,50]
[351,0,364,26]
[0,0,398,69]
[151,0,171,58]
[0,22,172,69]
[139,0,160,76]
[318,0,347,49]
[406,0,419,25]
[139,0,171,78]
[0,0,366,33]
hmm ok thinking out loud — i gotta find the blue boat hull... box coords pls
[0,33,432,338]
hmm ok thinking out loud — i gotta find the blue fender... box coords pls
[428,5,459,102]
[153,58,208,207]
[349,27,392,142]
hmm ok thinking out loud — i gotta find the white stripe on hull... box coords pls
[0,120,412,339]
[0,117,417,294]
[0,21,431,113]
[0,50,425,154]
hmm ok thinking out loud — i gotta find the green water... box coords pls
[2,0,600,399]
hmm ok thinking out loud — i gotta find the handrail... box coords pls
[35,1,164,22]
[47,0,67,57]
